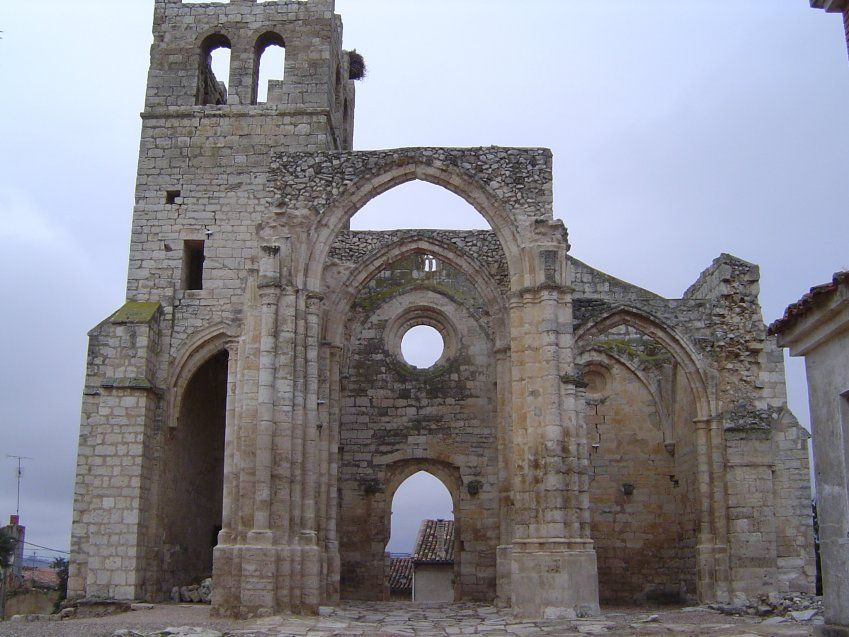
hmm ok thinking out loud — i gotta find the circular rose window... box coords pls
[400,325,445,369]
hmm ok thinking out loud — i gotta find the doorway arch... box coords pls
[157,349,228,597]
[387,468,457,602]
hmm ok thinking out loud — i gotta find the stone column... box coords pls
[508,285,599,619]
[251,247,281,541]
[495,345,514,606]
[693,416,721,603]
[242,246,281,617]
[324,342,343,603]
[299,293,322,610]
[709,416,731,602]
[219,337,241,546]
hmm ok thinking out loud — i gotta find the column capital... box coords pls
[693,416,721,430]
[508,283,573,305]
[560,373,589,389]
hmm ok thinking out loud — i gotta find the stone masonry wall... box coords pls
[70,305,162,600]
[573,253,815,601]
[586,359,693,603]
[338,253,500,601]
[71,1,815,612]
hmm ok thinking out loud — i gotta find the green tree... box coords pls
[0,530,12,570]
[0,529,13,620]
[52,557,69,612]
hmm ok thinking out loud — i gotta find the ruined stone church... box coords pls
[69,0,815,620]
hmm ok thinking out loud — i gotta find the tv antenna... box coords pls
[6,455,33,517]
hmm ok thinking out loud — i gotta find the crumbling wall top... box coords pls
[270,147,554,223]
[155,0,335,20]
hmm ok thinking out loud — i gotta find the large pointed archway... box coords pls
[576,306,727,603]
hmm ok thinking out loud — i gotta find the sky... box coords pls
[0,0,847,559]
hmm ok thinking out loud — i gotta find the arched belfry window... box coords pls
[197,34,232,106]
[253,32,286,104]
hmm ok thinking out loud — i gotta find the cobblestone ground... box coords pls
[0,603,819,637]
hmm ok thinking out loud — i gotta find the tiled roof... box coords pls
[413,519,455,564]
[23,567,59,590]
[769,271,849,336]
[811,0,847,11]
[388,556,413,592]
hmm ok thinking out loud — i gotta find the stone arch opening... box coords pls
[387,470,456,602]
[575,307,713,419]
[323,234,509,349]
[302,160,526,291]
[253,32,285,104]
[349,180,491,232]
[197,33,231,105]
[158,349,228,598]
[577,309,713,604]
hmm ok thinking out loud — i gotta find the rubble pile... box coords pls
[170,578,213,604]
[113,629,223,637]
[708,592,823,622]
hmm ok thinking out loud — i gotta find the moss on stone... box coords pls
[110,301,161,324]
[594,338,671,365]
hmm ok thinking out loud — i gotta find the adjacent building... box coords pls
[412,520,455,603]
[771,272,849,637]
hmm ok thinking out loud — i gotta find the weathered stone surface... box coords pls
[773,270,849,633]
[68,0,814,623]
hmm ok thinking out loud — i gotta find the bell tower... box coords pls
[69,0,359,612]
[148,0,354,145]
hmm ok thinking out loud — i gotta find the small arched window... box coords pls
[197,34,231,106]
[253,32,286,104]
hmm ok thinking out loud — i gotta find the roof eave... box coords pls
[811,0,847,12]
[775,286,849,356]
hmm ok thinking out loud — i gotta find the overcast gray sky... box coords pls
[1,1,847,558]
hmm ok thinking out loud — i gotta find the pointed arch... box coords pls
[323,234,509,348]
[167,323,236,428]
[577,349,673,443]
[302,160,526,292]
[575,306,714,421]
[384,458,462,510]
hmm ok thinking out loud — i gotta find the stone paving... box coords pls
[237,603,818,637]
[0,603,822,637]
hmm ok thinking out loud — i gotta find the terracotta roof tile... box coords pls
[388,556,413,592]
[23,567,59,590]
[769,271,849,336]
[413,519,455,564]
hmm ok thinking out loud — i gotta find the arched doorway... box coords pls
[158,350,228,597]
[387,471,455,602]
